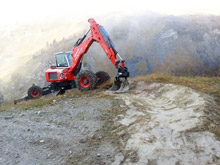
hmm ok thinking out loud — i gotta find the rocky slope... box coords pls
[0,82,220,164]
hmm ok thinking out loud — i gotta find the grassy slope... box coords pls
[0,85,112,111]
[0,74,219,110]
[133,74,220,98]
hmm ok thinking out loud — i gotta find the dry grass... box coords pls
[0,95,64,111]
[0,83,113,111]
[1,74,219,110]
[133,74,220,97]
[211,129,220,139]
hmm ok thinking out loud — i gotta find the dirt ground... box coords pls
[0,91,124,165]
[111,81,220,165]
[0,82,220,165]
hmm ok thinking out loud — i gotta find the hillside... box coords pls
[0,81,219,164]
[1,14,220,100]
[0,18,86,81]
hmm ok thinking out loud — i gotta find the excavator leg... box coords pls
[109,62,130,93]
[109,78,129,93]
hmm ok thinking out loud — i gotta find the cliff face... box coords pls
[1,14,220,99]
[111,15,220,77]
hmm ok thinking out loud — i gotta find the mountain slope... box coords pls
[0,81,219,164]
[1,14,220,99]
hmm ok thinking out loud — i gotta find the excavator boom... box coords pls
[70,18,129,92]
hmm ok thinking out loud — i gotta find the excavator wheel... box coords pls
[76,70,97,91]
[28,85,43,99]
[96,71,110,86]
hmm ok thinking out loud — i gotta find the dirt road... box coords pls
[0,82,220,165]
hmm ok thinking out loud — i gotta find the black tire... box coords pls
[28,85,43,99]
[96,71,110,86]
[76,70,97,91]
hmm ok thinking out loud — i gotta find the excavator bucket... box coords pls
[109,78,129,93]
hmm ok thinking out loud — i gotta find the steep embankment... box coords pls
[0,81,219,164]
[111,81,220,164]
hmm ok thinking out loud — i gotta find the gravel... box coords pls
[0,95,117,165]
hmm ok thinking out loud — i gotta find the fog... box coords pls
[0,0,220,25]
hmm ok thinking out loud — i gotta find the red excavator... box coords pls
[14,18,129,104]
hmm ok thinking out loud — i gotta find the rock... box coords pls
[79,139,87,143]
[53,100,56,104]
[19,113,25,117]
[47,154,51,158]
[39,140,44,143]
[120,105,125,108]
[117,115,124,119]
[97,153,101,157]
[15,153,20,158]
[4,116,13,120]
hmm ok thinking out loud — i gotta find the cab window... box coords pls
[56,54,68,67]
[66,53,72,66]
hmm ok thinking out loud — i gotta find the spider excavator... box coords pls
[14,18,129,104]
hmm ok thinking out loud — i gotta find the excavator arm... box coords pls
[70,18,129,84]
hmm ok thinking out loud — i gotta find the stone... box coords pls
[120,105,125,108]
[19,113,25,117]
[4,116,13,120]
[39,140,44,143]
[15,153,20,158]
[117,114,124,119]
[79,139,87,143]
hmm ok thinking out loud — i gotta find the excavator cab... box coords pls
[56,52,72,68]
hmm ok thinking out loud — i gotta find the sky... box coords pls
[0,0,220,25]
